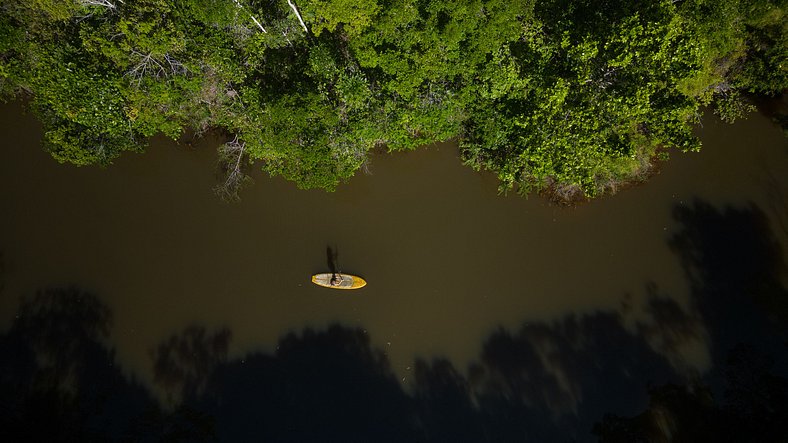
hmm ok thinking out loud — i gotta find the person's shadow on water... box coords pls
[326,245,339,274]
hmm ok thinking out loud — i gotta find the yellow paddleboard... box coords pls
[311,273,367,290]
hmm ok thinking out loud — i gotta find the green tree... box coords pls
[0,0,785,198]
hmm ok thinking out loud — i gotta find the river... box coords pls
[1,100,787,441]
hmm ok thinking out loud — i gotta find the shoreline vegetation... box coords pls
[0,0,785,202]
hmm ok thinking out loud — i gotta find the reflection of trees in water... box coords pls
[1,199,787,441]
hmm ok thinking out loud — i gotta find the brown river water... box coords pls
[1,100,787,439]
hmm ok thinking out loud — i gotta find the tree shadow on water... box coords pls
[150,325,231,405]
[461,311,680,442]
[0,282,723,441]
[0,298,704,443]
[0,287,154,441]
[593,342,788,443]
[406,199,788,442]
[0,288,423,442]
[173,325,419,442]
[594,199,788,442]
[146,316,677,443]
[3,199,788,442]
[669,200,788,365]
[0,287,216,442]
[0,251,5,295]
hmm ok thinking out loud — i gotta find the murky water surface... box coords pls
[1,101,787,440]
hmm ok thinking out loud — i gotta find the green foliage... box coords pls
[302,0,381,36]
[179,0,240,27]
[734,0,788,94]
[2,0,786,197]
[27,38,144,164]
[40,115,142,166]
[714,90,757,123]
[0,14,27,98]
[461,0,709,196]
[15,0,79,22]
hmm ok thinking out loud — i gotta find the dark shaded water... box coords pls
[1,101,787,441]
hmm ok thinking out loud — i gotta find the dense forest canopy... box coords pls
[0,0,785,199]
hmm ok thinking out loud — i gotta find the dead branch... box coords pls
[233,0,267,33]
[164,54,188,76]
[126,51,188,84]
[214,136,252,201]
[78,0,123,9]
[287,0,309,33]
[127,50,165,83]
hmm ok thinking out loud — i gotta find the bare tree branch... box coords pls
[287,0,309,33]
[214,136,252,201]
[126,51,164,84]
[233,0,267,33]
[164,54,188,76]
[78,0,123,9]
[126,51,188,85]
